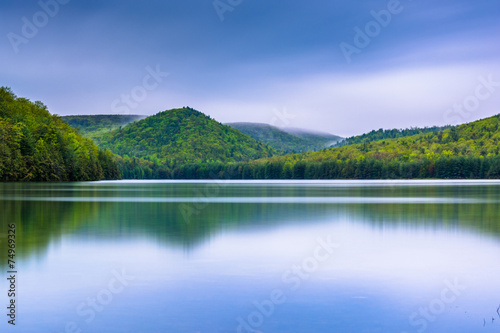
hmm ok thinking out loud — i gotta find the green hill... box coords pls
[282,127,343,145]
[227,122,342,153]
[287,114,499,163]
[61,114,145,139]
[170,113,500,179]
[0,87,120,181]
[95,108,276,168]
[334,125,451,147]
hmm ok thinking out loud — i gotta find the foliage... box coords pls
[290,115,500,165]
[58,101,500,180]
[0,87,120,181]
[227,122,342,154]
[95,108,276,167]
[166,155,500,180]
[114,113,500,179]
[208,114,500,179]
[334,125,451,147]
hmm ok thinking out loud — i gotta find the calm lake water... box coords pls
[1,180,500,333]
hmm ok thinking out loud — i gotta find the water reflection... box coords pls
[1,181,500,263]
[1,181,500,332]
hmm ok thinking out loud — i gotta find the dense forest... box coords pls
[93,108,275,167]
[334,126,451,147]
[4,87,500,181]
[113,113,500,180]
[192,114,500,180]
[166,154,500,180]
[0,87,120,181]
[227,122,342,153]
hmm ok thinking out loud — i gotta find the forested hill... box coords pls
[62,115,145,137]
[227,122,342,153]
[282,127,343,146]
[334,126,451,147]
[0,87,120,181]
[169,113,500,179]
[290,114,500,164]
[95,108,275,166]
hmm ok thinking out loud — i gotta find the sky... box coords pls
[1,0,499,137]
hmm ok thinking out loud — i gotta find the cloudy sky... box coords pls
[1,0,499,136]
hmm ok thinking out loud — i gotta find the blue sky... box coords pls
[1,0,499,136]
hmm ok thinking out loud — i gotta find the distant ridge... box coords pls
[282,126,340,137]
[334,125,451,147]
[62,114,146,137]
[227,122,343,154]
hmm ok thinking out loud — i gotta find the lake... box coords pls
[1,180,500,332]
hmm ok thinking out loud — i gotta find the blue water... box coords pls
[1,180,500,332]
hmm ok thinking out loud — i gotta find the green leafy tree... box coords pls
[0,87,120,181]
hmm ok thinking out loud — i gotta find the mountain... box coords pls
[282,127,343,144]
[62,114,145,139]
[333,125,451,147]
[95,108,275,167]
[226,122,343,153]
[0,87,120,181]
[171,113,500,179]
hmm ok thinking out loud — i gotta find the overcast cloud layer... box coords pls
[1,0,499,136]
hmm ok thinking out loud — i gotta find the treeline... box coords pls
[117,155,500,180]
[0,87,120,181]
[117,113,500,180]
[335,126,451,147]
